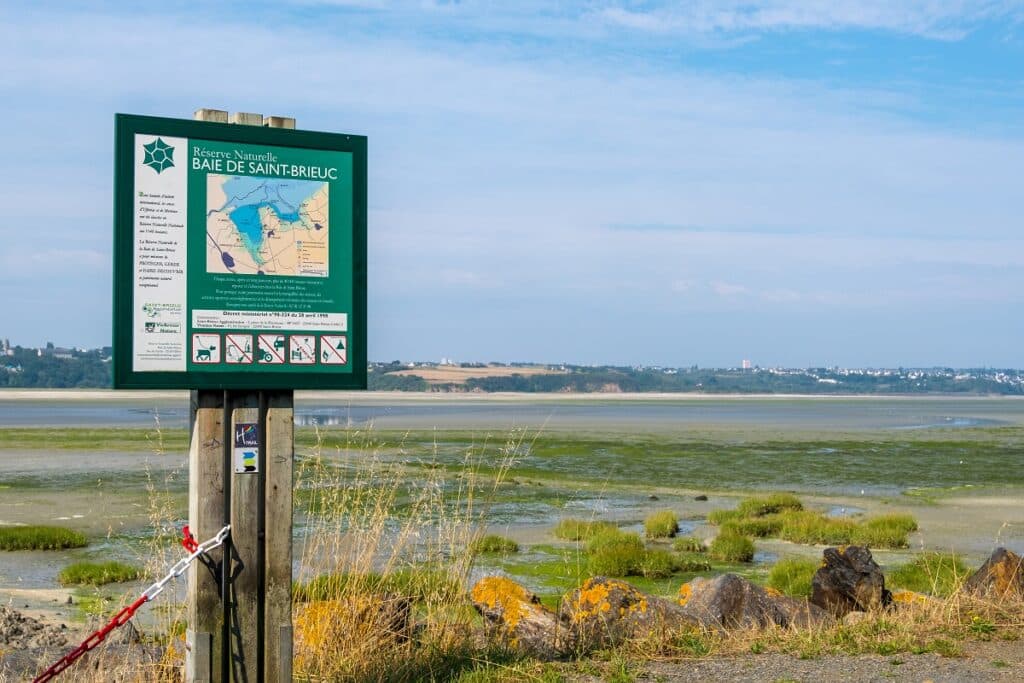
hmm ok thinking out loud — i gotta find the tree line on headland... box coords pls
[1,340,1021,394]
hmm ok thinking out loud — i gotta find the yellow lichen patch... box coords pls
[678,582,693,607]
[765,587,783,597]
[472,576,533,629]
[892,590,929,605]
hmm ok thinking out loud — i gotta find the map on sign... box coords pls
[206,174,329,277]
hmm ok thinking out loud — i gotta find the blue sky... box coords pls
[1,1,1022,367]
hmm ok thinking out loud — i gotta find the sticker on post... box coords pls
[234,422,259,473]
[192,334,221,364]
[258,334,286,364]
[320,334,347,365]
[224,334,253,364]
[289,335,316,364]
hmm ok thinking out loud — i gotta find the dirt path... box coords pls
[623,641,1024,682]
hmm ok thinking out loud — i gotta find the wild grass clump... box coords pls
[776,510,858,545]
[736,493,803,518]
[292,425,531,681]
[889,552,969,597]
[722,515,784,538]
[586,530,646,576]
[767,558,818,597]
[295,568,463,603]
[673,536,705,553]
[58,560,141,586]
[708,530,755,563]
[706,509,743,525]
[644,510,679,538]
[0,525,87,550]
[707,498,918,549]
[851,514,919,548]
[469,534,519,555]
[553,518,619,541]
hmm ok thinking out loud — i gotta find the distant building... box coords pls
[742,359,752,370]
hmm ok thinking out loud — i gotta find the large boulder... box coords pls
[560,577,698,649]
[963,548,1024,599]
[811,546,892,617]
[678,574,831,630]
[470,576,571,658]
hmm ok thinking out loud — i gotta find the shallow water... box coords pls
[1,395,1022,431]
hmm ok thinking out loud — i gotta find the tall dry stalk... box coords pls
[292,423,529,681]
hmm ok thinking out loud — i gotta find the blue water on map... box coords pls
[220,175,321,260]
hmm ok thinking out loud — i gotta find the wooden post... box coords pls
[186,390,226,683]
[186,110,296,683]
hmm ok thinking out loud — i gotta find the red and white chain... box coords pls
[33,524,230,683]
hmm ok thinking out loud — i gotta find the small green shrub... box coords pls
[58,561,141,586]
[552,518,618,541]
[673,536,705,553]
[644,510,679,539]
[587,531,646,576]
[767,558,818,597]
[736,493,803,518]
[708,530,755,563]
[469,534,519,554]
[0,526,87,551]
[888,552,969,597]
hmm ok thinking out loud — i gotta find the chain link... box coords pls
[33,524,231,683]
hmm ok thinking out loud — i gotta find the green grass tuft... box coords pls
[469,534,519,554]
[888,552,969,597]
[586,530,646,576]
[672,536,705,553]
[736,493,803,518]
[552,518,618,541]
[644,510,679,538]
[0,525,87,551]
[708,530,755,563]
[294,568,462,603]
[851,514,919,548]
[767,558,819,597]
[58,561,141,586]
[722,515,785,538]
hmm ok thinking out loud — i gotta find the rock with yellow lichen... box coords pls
[470,576,573,658]
[678,574,832,630]
[559,576,698,649]
[963,547,1024,600]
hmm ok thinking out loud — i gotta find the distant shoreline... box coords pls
[0,389,1021,402]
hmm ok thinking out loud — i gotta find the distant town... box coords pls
[1,338,1022,394]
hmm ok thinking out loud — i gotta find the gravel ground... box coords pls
[629,641,1024,683]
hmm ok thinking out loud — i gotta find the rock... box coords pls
[0,606,71,649]
[811,546,892,617]
[648,495,659,501]
[471,576,571,659]
[560,577,697,650]
[678,574,832,630]
[694,495,709,502]
[842,610,869,626]
[963,548,1024,599]
[295,592,413,656]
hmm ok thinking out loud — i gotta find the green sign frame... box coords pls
[113,114,367,390]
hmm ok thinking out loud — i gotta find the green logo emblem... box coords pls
[143,138,175,174]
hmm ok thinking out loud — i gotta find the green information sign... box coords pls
[113,114,367,389]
